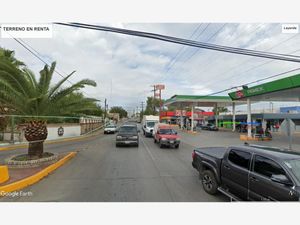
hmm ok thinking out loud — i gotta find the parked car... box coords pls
[192,143,300,201]
[153,123,180,148]
[199,123,219,131]
[116,124,139,147]
[104,124,117,134]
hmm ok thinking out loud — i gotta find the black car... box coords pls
[192,143,300,201]
[115,124,139,147]
[199,123,219,131]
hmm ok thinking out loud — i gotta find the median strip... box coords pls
[0,152,77,196]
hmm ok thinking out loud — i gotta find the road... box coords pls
[0,125,227,202]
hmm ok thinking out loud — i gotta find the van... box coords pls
[142,115,159,137]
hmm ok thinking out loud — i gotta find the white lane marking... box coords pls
[140,136,156,161]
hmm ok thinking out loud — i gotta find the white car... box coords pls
[104,125,117,134]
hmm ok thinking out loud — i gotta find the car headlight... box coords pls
[116,136,122,139]
[161,138,167,141]
[132,136,138,139]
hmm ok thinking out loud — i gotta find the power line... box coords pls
[193,67,300,99]
[181,23,227,64]
[163,23,210,76]
[10,37,97,100]
[198,33,300,90]
[160,23,227,83]
[55,23,300,63]
[12,38,72,83]
[164,23,203,73]
[183,23,265,80]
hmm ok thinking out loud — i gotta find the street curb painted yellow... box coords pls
[0,132,99,152]
[240,134,271,141]
[0,166,9,184]
[0,152,77,196]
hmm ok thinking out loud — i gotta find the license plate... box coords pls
[125,141,130,144]
[170,141,174,144]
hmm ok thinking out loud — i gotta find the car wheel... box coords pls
[154,138,157,143]
[116,143,119,147]
[201,170,218,195]
[175,144,179,149]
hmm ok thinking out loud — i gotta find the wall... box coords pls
[1,121,103,143]
[46,123,81,140]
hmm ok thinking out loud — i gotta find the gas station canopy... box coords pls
[164,95,243,108]
[228,73,300,102]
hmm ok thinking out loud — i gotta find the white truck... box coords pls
[142,115,159,137]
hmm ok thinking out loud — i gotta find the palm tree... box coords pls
[0,58,99,158]
[0,48,25,68]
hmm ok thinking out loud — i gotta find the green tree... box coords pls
[109,106,128,118]
[0,47,25,132]
[143,97,163,115]
[0,47,25,68]
[0,58,99,158]
[213,106,228,115]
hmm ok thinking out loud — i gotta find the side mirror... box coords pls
[271,174,293,186]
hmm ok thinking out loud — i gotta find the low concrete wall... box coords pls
[1,122,103,143]
[47,124,81,140]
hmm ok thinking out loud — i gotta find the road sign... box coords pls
[281,118,296,150]
[281,119,296,136]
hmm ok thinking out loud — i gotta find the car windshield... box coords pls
[146,121,156,127]
[284,159,300,183]
[159,129,176,135]
[119,126,137,133]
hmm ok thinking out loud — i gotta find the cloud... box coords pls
[1,23,300,112]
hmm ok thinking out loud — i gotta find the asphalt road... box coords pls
[0,125,227,202]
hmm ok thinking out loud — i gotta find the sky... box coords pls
[1,23,300,113]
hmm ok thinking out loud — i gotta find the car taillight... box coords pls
[192,150,196,160]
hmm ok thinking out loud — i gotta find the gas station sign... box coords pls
[155,84,165,90]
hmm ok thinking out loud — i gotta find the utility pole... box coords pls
[140,101,145,122]
[141,101,144,115]
[104,98,108,122]
[153,84,165,121]
[151,85,156,114]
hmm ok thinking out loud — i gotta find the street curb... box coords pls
[180,130,198,135]
[239,134,272,141]
[0,130,101,152]
[0,152,77,196]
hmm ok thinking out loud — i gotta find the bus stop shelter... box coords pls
[228,73,300,137]
[164,95,245,131]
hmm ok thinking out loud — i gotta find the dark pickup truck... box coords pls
[192,143,300,201]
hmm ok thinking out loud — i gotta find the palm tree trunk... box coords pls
[28,141,44,157]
